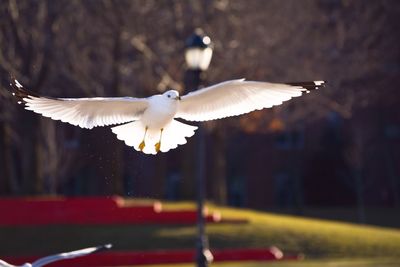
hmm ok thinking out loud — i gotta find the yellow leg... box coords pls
[139,126,148,151]
[155,128,163,153]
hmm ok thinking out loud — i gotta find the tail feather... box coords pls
[111,120,144,149]
[111,120,197,154]
[160,120,198,153]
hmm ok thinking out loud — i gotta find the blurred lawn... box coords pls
[266,207,400,229]
[141,259,400,267]
[1,201,400,260]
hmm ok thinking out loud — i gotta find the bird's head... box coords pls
[163,90,181,100]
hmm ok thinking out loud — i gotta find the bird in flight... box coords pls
[0,244,112,267]
[10,78,324,154]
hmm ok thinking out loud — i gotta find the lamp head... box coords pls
[185,28,213,71]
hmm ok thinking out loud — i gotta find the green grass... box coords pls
[266,206,400,229]
[1,201,400,261]
[140,259,400,267]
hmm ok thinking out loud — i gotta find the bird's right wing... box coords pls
[31,244,112,267]
[176,79,325,122]
[11,79,148,129]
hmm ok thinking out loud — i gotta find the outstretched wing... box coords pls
[10,79,148,129]
[31,244,112,267]
[176,79,325,121]
[0,259,14,267]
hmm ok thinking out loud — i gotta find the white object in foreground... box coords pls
[11,78,325,154]
[0,244,112,267]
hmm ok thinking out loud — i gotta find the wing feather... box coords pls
[31,244,112,267]
[176,79,324,121]
[11,80,148,129]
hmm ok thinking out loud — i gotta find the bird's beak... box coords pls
[176,96,181,100]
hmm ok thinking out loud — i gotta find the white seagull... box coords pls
[10,78,325,154]
[0,244,112,267]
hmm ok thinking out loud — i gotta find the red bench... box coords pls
[1,247,298,266]
[0,197,243,226]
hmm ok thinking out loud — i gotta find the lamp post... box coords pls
[184,29,214,267]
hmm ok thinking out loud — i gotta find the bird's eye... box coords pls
[167,95,170,98]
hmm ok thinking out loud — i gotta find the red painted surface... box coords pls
[0,196,124,210]
[0,197,247,226]
[0,198,292,266]
[1,248,299,266]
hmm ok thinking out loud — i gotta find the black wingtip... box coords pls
[8,74,39,104]
[286,80,326,92]
[94,244,113,253]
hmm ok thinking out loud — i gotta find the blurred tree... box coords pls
[0,0,399,211]
[0,0,61,194]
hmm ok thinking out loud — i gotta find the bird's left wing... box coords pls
[31,244,112,267]
[176,79,325,121]
[11,80,148,129]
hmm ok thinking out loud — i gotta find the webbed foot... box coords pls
[155,142,161,153]
[139,141,145,151]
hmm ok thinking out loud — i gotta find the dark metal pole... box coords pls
[184,28,213,266]
[196,125,210,267]
[186,70,212,267]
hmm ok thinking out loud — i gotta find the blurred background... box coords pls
[1,0,400,228]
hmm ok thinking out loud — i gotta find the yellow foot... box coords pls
[139,141,145,151]
[155,142,161,153]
